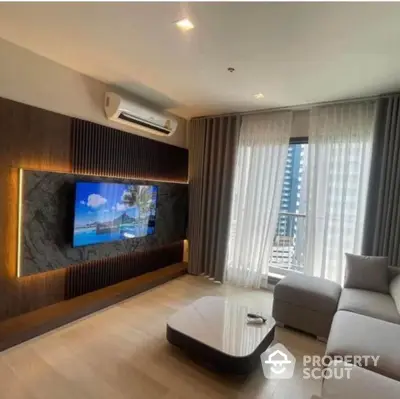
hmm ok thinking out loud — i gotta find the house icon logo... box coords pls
[260,343,296,379]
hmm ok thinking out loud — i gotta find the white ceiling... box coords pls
[0,2,400,119]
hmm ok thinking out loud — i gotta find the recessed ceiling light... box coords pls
[254,93,265,100]
[175,18,194,31]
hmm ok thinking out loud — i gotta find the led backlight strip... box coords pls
[21,168,188,185]
[15,168,188,278]
[74,170,189,185]
[17,168,24,278]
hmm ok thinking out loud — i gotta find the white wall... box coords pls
[0,38,187,148]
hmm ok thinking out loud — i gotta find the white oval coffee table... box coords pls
[167,296,276,374]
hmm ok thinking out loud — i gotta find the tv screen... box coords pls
[73,181,158,247]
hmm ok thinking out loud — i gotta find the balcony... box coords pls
[269,212,306,275]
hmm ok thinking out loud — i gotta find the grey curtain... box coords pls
[188,115,239,282]
[362,95,400,265]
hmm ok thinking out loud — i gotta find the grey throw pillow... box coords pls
[344,253,389,294]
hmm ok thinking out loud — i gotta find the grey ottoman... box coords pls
[272,274,342,340]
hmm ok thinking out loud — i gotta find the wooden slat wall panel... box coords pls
[0,97,72,172]
[0,263,187,352]
[71,119,189,182]
[64,241,183,299]
[0,97,188,325]
[0,98,71,321]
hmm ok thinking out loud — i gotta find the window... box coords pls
[269,137,308,276]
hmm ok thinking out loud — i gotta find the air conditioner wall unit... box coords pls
[104,92,178,136]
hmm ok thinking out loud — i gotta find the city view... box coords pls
[269,142,308,273]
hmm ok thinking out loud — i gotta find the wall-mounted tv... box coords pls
[73,181,158,247]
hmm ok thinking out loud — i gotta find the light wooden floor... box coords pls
[0,275,325,399]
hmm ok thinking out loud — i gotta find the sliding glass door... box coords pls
[269,138,308,276]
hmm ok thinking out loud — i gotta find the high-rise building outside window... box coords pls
[270,138,308,274]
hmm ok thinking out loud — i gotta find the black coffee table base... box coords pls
[167,324,275,374]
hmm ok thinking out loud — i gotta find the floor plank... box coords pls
[0,275,325,398]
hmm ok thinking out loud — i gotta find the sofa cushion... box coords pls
[326,311,400,381]
[390,274,400,314]
[344,253,389,294]
[338,288,400,324]
[322,361,400,399]
[274,273,341,314]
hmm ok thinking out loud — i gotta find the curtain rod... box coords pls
[192,91,398,120]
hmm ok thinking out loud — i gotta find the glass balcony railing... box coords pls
[269,212,306,274]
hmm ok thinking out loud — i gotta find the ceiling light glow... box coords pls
[254,93,265,100]
[175,18,194,31]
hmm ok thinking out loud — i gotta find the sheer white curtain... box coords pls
[305,101,377,283]
[225,112,292,288]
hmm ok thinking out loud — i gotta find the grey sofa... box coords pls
[273,266,400,395]
[325,266,400,382]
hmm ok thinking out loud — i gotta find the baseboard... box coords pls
[0,262,187,352]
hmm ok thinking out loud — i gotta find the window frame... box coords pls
[289,136,308,145]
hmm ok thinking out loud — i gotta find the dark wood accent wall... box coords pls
[0,97,72,322]
[0,98,72,173]
[65,241,183,299]
[0,97,188,323]
[0,263,187,352]
[72,119,189,181]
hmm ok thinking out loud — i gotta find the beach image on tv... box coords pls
[73,181,157,247]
